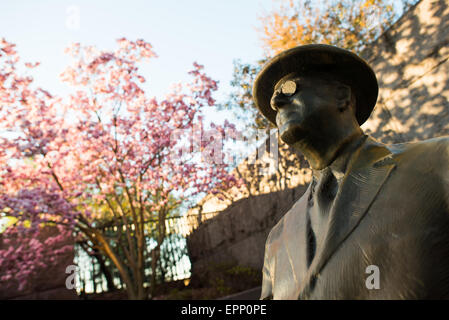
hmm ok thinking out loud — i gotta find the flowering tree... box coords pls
[0,38,241,299]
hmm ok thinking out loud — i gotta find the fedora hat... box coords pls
[252,44,378,126]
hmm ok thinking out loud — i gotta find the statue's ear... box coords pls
[335,84,352,113]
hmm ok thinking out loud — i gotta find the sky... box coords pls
[0,0,276,120]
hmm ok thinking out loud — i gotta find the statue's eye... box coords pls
[281,80,297,96]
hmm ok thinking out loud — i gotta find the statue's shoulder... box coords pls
[388,136,449,158]
[265,216,285,249]
[386,136,449,173]
[265,185,311,248]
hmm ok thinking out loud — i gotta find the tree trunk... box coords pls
[93,250,116,292]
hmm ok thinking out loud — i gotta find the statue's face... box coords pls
[271,73,350,145]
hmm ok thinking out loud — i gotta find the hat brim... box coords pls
[252,44,378,126]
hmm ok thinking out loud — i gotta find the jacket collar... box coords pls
[296,136,397,299]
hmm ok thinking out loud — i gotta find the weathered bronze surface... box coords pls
[253,44,449,299]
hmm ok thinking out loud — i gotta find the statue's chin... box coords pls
[279,121,305,145]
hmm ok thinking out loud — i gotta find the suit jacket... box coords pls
[260,135,449,299]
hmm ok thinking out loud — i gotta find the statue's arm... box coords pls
[260,230,274,300]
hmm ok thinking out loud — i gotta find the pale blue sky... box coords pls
[0,0,275,108]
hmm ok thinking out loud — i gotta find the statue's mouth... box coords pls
[279,120,305,145]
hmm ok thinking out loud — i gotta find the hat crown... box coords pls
[252,44,378,126]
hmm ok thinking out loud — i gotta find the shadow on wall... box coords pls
[362,0,449,144]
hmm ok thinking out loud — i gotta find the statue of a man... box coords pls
[253,44,449,299]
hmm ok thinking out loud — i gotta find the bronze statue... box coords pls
[253,44,449,299]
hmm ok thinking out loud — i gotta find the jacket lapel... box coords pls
[297,137,397,299]
[282,184,312,293]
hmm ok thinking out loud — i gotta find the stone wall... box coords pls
[0,227,77,300]
[362,0,449,143]
[187,0,449,280]
[187,185,307,282]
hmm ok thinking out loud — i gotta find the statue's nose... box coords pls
[270,90,290,111]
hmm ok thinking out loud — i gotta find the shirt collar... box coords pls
[313,134,368,181]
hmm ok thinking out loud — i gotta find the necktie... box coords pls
[307,168,340,265]
[316,168,339,212]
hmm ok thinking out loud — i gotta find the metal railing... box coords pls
[73,212,219,295]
